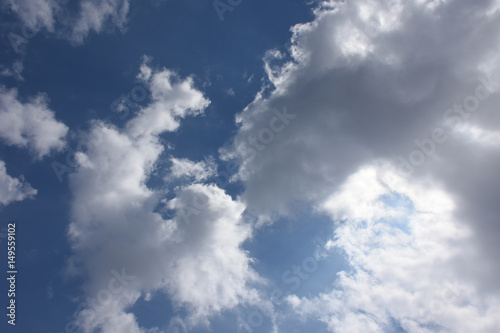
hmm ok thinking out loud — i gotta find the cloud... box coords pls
[71,0,130,44]
[217,0,500,330]
[167,157,217,182]
[0,160,37,206]
[126,58,210,138]
[287,165,500,332]
[3,0,58,32]
[0,86,68,159]
[224,0,500,213]
[163,184,263,321]
[0,61,24,81]
[3,0,131,45]
[222,0,500,288]
[67,60,261,332]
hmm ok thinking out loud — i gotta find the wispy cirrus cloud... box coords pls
[3,0,59,32]
[70,0,130,44]
[3,0,131,45]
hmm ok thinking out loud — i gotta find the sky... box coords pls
[0,0,500,332]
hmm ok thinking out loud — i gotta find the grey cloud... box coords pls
[223,0,500,296]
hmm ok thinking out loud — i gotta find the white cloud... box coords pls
[0,160,37,206]
[163,184,263,321]
[287,165,500,332]
[71,0,130,44]
[0,86,68,159]
[3,0,131,45]
[167,157,217,182]
[127,59,210,138]
[67,60,261,332]
[453,123,500,146]
[3,0,58,32]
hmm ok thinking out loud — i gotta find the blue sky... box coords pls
[1,1,500,333]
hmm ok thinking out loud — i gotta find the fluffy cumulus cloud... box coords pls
[0,86,68,158]
[127,58,210,138]
[0,160,37,206]
[67,60,262,332]
[221,0,500,331]
[224,0,500,217]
